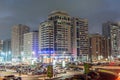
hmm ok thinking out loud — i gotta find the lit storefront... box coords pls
[39,53,74,64]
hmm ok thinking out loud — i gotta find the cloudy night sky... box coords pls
[0,0,120,39]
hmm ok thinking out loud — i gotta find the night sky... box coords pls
[0,0,120,40]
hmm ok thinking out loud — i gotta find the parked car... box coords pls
[4,75,21,80]
[57,69,66,74]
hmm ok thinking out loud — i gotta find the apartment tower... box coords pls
[3,39,11,61]
[89,34,109,61]
[39,11,72,62]
[71,17,89,62]
[23,31,39,63]
[102,21,120,59]
[11,24,30,61]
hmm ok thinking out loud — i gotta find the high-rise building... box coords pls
[89,34,109,61]
[48,11,72,55]
[102,21,120,59]
[23,31,39,63]
[39,11,72,63]
[71,17,89,62]
[0,40,3,52]
[39,21,54,63]
[101,36,111,60]
[11,24,30,61]
[3,39,11,61]
[0,40,3,62]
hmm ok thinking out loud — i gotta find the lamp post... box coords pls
[107,37,111,62]
[21,51,24,63]
[90,46,92,63]
[62,51,66,68]
[31,51,35,65]
[96,51,98,61]
[5,52,7,63]
[8,51,11,62]
[1,52,5,63]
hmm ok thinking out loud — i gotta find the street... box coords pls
[0,69,82,80]
[0,65,120,80]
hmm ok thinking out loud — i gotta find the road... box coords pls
[0,70,44,80]
[38,70,82,80]
[77,65,120,73]
[93,66,120,74]
[77,65,120,69]
[1,66,120,80]
[0,70,82,80]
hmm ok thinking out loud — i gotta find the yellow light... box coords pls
[118,73,120,76]
[116,77,120,80]
[114,73,120,80]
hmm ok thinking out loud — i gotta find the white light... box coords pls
[63,51,65,54]
[53,60,56,66]
[8,51,11,54]
[118,73,120,76]
[32,51,35,55]
[62,61,65,68]
[118,55,120,58]
[1,52,5,55]
[21,51,24,55]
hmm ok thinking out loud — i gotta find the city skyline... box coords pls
[0,0,120,39]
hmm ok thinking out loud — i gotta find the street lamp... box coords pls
[62,51,66,68]
[107,37,111,62]
[90,46,92,63]
[1,52,5,62]
[63,51,65,59]
[5,52,7,63]
[31,51,36,65]
[8,51,11,62]
[96,51,98,61]
[21,51,24,63]
[32,51,35,58]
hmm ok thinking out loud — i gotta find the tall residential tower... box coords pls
[102,21,120,59]
[23,31,39,63]
[71,17,89,61]
[39,11,72,62]
[11,24,30,61]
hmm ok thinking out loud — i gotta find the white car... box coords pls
[57,69,66,74]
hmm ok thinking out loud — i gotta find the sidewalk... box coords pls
[38,71,81,80]
[38,72,69,80]
[38,74,62,80]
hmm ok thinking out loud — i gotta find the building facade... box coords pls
[23,31,39,63]
[48,11,72,55]
[39,21,55,63]
[39,11,72,63]
[102,21,120,59]
[89,34,109,62]
[71,17,89,62]
[3,39,11,62]
[11,24,30,62]
[0,40,3,62]
[0,40,3,51]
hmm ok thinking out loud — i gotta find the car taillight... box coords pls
[116,78,120,80]
[116,73,120,80]
[118,73,120,76]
